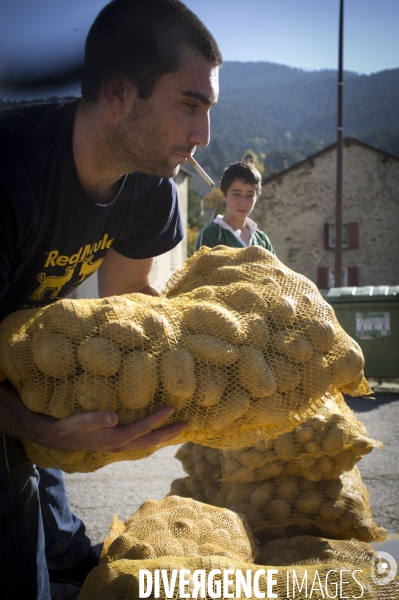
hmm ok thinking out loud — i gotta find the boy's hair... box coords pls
[81,0,222,102]
[220,161,262,195]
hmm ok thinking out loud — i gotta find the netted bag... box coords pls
[0,245,371,472]
[221,392,382,484]
[218,467,387,543]
[100,495,256,564]
[78,556,399,600]
[255,535,376,567]
[168,442,223,504]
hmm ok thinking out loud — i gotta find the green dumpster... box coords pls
[327,285,399,378]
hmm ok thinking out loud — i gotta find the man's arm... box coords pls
[97,248,160,297]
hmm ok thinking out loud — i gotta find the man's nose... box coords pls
[188,112,210,147]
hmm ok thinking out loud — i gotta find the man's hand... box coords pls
[1,380,186,452]
[43,406,187,452]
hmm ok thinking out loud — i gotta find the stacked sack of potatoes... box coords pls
[168,442,223,505]
[216,393,386,544]
[100,495,257,564]
[0,246,372,472]
[169,394,385,568]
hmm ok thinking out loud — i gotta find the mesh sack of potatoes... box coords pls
[100,495,257,564]
[221,392,382,484]
[167,442,223,504]
[255,535,376,567]
[77,555,399,600]
[218,467,387,544]
[0,245,371,472]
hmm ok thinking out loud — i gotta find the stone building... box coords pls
[69,167,190,300]
[252,137,399,291]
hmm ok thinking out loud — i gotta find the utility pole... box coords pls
[335,0,344,287]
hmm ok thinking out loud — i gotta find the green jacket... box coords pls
[194,221,276,255]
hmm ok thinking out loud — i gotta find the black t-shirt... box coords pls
[0,98,184,319]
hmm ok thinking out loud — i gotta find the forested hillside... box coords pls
[193,62,399,179]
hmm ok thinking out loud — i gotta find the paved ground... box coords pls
[51,391,399,599]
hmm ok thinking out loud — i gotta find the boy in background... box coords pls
[194,161,276,253]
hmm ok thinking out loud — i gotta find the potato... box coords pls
[203,481,220,503]
[49,378,81,419]
[271,329,313,363]
[235,245,277,264]
[108,532,141,560]
[298,317,336,353]
[116,350,158,409]
[179,538,200,556]
[75,373,116,412]
[251,482,274,509]
[194,460,209,480]
[192,252,237,272]
[181,302,245,343]
[239,449,260,468]
[123,542,155,560]
[328,341,364,387]
[20,377,54,413]
[305,441,322,454]
[169,518,200,541]
[32,331,76,378]
[318,456,333,474]
[98,319,146,349]
[0,330,36,383]
[307,416,326,431]
[300,354,331,401]
[195,363,228,407]
[319,500,345,520]
[160,348,195,399]
[137,310,177,350]
[268,296,296,327]
[265,498,291,521]
[295,425,314,444]
[43,299,97,338]
[183,334,240,366]
[296,491,324,514]
[296,456,317,470]
[269,356,300,393]
[185,286,217,301]
[323,428,345,454]
[152,538,184,557]
[243,314,270,351]
[220,283,269,315]
[277,480,299,502]
[77,336,122,376]
[236,346,276,398]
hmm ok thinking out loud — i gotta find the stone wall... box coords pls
[252,139,399,288]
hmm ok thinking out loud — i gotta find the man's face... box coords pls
[106,45,219,178]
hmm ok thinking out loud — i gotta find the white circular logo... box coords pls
[371,551,397,585]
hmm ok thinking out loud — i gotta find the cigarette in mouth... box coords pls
[187,155,215,187]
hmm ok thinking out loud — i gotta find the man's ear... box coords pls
[102,72,137,116]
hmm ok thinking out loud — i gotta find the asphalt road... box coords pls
[51,391,399,599]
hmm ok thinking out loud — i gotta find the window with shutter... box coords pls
[347,266,359,285]
[317,267,329,289]
[348,222,359,249]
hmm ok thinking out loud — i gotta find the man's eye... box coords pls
[185,102,198,111]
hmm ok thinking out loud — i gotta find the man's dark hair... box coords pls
[220,161,263,195]
[81,0,222,102]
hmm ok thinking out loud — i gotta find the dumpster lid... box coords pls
[327,285,399,302]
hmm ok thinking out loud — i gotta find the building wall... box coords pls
[69,171,189,300]
[252,140,399,288]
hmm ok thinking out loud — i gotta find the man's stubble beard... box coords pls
[100,98,180,179]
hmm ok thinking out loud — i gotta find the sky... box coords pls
[0,0,398,99]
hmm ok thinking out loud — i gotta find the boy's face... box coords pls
[223,178,258,222]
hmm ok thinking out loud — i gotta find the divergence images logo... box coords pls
[371,551,397,585]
